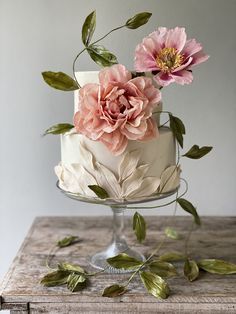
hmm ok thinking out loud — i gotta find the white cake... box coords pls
[55,71,179,200]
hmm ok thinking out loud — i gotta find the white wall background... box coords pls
[0,0,236,287]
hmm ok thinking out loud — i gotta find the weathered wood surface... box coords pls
[0,216,236,313]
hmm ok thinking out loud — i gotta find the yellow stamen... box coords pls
[156,47,184,73]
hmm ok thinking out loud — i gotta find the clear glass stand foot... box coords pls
[90,206,145,274]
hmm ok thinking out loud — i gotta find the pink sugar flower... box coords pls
[134,27,209,86]
[74,64,161,155]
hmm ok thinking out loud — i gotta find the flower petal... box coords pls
[171,70,193,85]
[182,39,203,57]
[165,27,187,52]
[99,64,131,87]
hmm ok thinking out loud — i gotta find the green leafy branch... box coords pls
[41,11,152,91]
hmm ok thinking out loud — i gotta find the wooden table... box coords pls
[0,216,236,313]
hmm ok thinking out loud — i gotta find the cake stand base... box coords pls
[90,206,145,273]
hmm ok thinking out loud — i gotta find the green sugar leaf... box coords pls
[184,259,199,282]
[88,185,109,199]
[126,12,152,29]
[169,114,186,148]
[42,71,78,91]
[102,284,127,297]
[149,261,177,278]
[158,252,185,262]
[67,273,86,292]
[198,259,236,274]
[82,10,96,46]
[164,227,180,240]
[44,123,74,136]
[87,44,118,67]
[40,270,69,287]
[57,235,80,248]
[183,145,213,159]
[139,271,170,299]
[133,212,146,243]
[58,262,85,274]
[107,253,143,270]
[177,198,201,225]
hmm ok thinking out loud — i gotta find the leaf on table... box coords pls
[148,261,177,278]
[58,262,85,274]
[198,259,236,274]
[158,252,185,262]
[40,270,70,287]
[106,253,143,270]
[42,71,79,91]
[184,259,199,282]
[139,271,170,299]
[177,198,201,226]
[57,235,80,248]
[164,227,180,240]
[67,273,86,292]
[102,284,127,297]
[133,212,146,243]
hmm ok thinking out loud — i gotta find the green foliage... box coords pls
[42,71,78,91]
[133,212,146,243]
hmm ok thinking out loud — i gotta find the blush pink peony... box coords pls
[134,27,209,86]
[74,64,161,155]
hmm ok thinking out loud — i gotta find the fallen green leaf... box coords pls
[177,198,201,225]
[183,145,213,159]
[40,270,69,287]
[184,259,199,282]
[164,227,179,240]
[198,259,236,275]
[58,262,85,274]
[42,71,78,91]
[107,253,143,270]
[82,10,96,46]
[44,123,74,136]
[139,271,170,299]
[102,284,127,297]
[158,252,185,262]
[57,235,80,248]
[133,212,146,243]
[67,273,86,292]
[88,185,109,199]
[149,261,177,278]
[126,12,152,29]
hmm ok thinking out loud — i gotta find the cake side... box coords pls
[55,70,179,199]
[61,126,175,178]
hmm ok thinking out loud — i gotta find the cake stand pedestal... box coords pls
[57,182,177,273]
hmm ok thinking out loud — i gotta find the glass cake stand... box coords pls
[57,182,178,273]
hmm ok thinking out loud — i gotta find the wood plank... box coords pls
[29,301,236,314]
[0,216,235,312]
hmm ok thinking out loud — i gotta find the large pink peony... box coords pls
[134,27,209,86]
[74,64,161,155]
